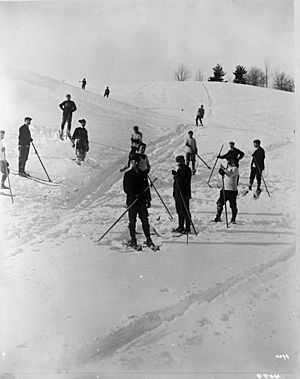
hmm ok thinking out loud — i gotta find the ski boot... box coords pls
[172,226,184,233]
[146,238,159,251]
[213,217,222,223]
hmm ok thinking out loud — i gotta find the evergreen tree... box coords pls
[208,63,226,82]
[233,65,247,84]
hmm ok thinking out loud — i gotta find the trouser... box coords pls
[175,197,191,231]
[61,113,73,133]
[249,167,262,190]
[104,93,109,98]
[0,160,9,185]
[75,141,88,162]
[196,115,203,126]
[140,172,152,204]
[18,145,30,173]
[128,202,151,242]
[216,190,238,221]
[186,152,196,171]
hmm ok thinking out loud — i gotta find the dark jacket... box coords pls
[72,127,89,150]
[198,107,205,117]
[59,100,77,115]
[123,168,148,206]
[219,147,244,162]
[18,124,32,146]
[251,146,265,171]
[173,164,192,199]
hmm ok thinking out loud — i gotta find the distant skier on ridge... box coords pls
[59,94,77,140]
[196,104,205,126]
[80,78,87,90]
[248,139,265,196]
[104,86,110,98]
[0,130,10,189]
[18,117,33,176]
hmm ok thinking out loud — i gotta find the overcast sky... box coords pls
[0,0,294,90]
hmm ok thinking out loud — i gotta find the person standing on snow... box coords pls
[172,155,192,234]
[0,130,10,189]
[120,125,143,172]
[59,94,77,140]
[71,119,89,165]
[104,86,110,98]
[81,78,87,90]
[185,130,197,175]
[196,104,205,126]
[18,117,33,176]
[218,142,244,166]
[213,159,239,224]
[123,154,155,249]
[248,139,265,193]
[138,142,151,208]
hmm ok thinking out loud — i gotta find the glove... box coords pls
[217,155,221,159]
[30,138,33,142]
[195,148,198,155]
[171,170,177,176]
[218,168,225,176]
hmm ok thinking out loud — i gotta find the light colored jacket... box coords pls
[185,136,197,154]
[138,154,151,172]
[0,140,5,161]
[223,166,239,191]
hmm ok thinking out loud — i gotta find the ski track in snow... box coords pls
[0,69,296,373]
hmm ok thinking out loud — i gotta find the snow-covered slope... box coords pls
[0,68,297,377]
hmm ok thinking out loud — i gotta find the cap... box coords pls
[253,139,261,144]
[133,125,139,130]
[188,130,193,135]
[175,155,185,163]
[229,141,235,145]
[78,119,86,125]
[66,94,71,97]
[24,117,32,121]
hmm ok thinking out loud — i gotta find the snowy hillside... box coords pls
[0,67,297,377]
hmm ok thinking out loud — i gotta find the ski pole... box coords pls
[207,144,224,187]
[196,153,211,170]
[3,151,14,204]
[147,175,173,220]
[31,142,52,182]
[253,156,270,197]
[174,176,197,236]
[221,175,229,228]
[97,178,157,243]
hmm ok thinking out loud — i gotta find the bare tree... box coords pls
[195,68,205,81]
[264,57,271,88]
[174,64,191,81]
[273,71,294,92]
[245,67,266,87]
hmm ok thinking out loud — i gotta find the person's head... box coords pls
[175,155,185,167]
[78,119,86,127]
[253,139,261,148]
[188,131,193,137]
[133,125,139,132]
[0,130,5,140]
[139,143,146,154]
[201,104,204,108]
[229,141,235,149]
[130,153,140,170]
[24,117,32,126]
[66,94,71,100]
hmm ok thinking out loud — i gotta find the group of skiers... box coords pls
[79,78,111,99]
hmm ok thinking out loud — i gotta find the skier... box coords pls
[120,125,143,172]
[196,104,205,126]
[123,153,155,249]
[104,86,110,98]
[71,119,89,165]
[138,143,151,208]
[248,139,265,194]
[185,130,197,175]
[18,117,33,176]
[81,78,87,90]
[172,155,192,234]
[218,142,244,166]
[59,94,77,140]
[0,130,9,189]
[213,159,239,224]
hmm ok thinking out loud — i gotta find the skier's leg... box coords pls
[228,191,238,222]
[256,170,262,191]
[191,154,196,171]
[0,162,7,186]
[186,153,191,167]
[200,117,203,126]
[128,206,138,243]
[196,116,199,126]
[23,145,30,173]
[215,190,224,221]
[249,168,256,190]
[184,198,191,232]
[67,114,72,138]
[138,204,151,240]
[175,198,184,231]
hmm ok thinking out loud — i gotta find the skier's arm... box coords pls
[59,101,65,110]
[223,166,238,178]
[72,102,77,112]
[237,149,245,160]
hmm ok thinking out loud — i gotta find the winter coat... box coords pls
[219,147,244,162]
[123,168,148,206]
[251,146,265,171]
[131,131,143,149]
[185,136,197,154]
[59,100,77,115]
[18,124,32,146]
[72,127,89,150]
[223,166,239,191]
[173,164,192,199]
[197,107,205,117]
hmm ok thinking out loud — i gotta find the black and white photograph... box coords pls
[0,0,297,378]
